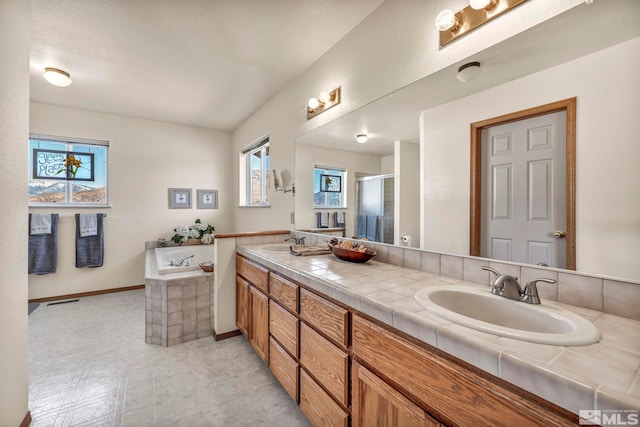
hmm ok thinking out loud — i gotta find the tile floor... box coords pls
[29,289,311,427]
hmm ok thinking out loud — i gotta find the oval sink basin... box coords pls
[414,286,601,346]
[260,244,292,253]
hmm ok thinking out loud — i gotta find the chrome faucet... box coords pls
[169,254,194,266]
[481,266,555,305]
[284,235,306,245]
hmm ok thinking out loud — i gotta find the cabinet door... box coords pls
[235,275,249,337]
[352,361,440,427]
[236,254,269,293]
[270,337,299,402]
[300,369,348,427]
[300,322,348,407]
[249,286,269,362]
[270,300,298,357]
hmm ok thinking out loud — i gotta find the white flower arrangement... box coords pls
[171,219,215,244]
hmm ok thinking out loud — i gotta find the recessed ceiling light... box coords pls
[43,67,72,87]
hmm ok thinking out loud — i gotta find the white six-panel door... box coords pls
[480,111,567,268]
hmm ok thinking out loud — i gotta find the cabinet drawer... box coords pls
[236,255,268,293]
[300,322,348,407]
[270,337,299,403]
[300,289,348,349]
[300,369,348,427]
[270,273,298,313]
[352,315,574,427]
[270,300,298,357]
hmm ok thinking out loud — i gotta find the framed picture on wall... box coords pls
[168,188,192,209]
[197,189,218,209]
[320,174,342,192]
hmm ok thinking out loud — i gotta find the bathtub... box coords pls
[154,245,214,275]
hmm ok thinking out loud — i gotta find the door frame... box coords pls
[469,97,576,270]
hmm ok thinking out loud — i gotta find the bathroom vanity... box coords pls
[235,238,640,426]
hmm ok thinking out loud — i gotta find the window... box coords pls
[29,135,109,206]
[240,136,270,206]
[314,166,346,208]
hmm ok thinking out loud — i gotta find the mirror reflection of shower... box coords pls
[355,173,394,244]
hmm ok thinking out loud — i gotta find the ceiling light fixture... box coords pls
[457,62,481,82]
[355,134,368,144]
[306,87,341,120]
[43,67,72,87]
[436,0,529,47]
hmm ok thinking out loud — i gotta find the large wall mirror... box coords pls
[294,2,640,282]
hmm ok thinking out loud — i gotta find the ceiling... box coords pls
[30,0,384,132]
[296,0,640,156]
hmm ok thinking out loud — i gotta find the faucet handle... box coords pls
[299,237,306,245]
[521,278,556,304]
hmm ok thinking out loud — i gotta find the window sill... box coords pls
[238,205,271,208]
[29,204,111,208]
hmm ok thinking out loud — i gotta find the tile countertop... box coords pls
[236,244,640,416]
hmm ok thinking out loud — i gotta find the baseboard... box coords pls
[20,411,31,427]
[213,329,242,341]
[28,284,145,303]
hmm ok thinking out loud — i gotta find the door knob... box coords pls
[553,230,567,238]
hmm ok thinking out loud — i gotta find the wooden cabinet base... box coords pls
[300,369,348,427]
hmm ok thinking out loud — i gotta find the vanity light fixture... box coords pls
[436,0,529,47]
[43,67,72,87]
[355,134,368,144]
[457,62,481,82]
[306,86,341,120]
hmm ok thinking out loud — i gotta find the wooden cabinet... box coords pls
[300,288,348,349]
[351,315,575,427]
[236,255,269,293]
[300,369,348,427]
[236,255,269,362]
[270,273,298,313]
[299,322,349,407]
[235,276,249,336]
[249,286,269,362]
[270,337,299,402]
[235,254,575,427]
[269,300,298,357]
[352,361,441,427]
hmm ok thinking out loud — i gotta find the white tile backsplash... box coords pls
[289,232,640,320]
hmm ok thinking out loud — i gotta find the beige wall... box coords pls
[395,141,420,247]
[230,0,584,233]
[421,37,640,281]
[29,103,232,299]
[0,0,30,424]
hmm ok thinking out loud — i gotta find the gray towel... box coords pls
[315,212,329,228]
[76,213,105,268]
[356,215,367,238]
[334,212,345,228]
[366,215,379,241]
[28,214,58,275]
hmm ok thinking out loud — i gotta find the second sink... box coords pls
[414,286,601,346]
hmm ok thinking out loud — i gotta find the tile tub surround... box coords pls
[145,249,212,347]
[236,242,640,416]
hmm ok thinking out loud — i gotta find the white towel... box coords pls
[30,214,52,235]
[79,213,98,237]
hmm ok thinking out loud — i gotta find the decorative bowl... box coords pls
[328,245,377,263]
[199,262,214,272]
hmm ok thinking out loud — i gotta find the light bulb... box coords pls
[435,10,458,31]
[43,67,72,87]
[307,97,320,109]
[469,0,497,10]
[356,134,368,144]
[318,91,331,103]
